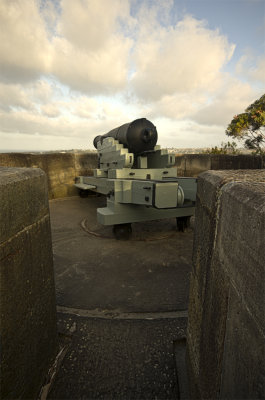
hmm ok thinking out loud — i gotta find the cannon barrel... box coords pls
[93,118,158,154]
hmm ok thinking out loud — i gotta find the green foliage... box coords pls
[203,141,239,155]
[226,94,265,154]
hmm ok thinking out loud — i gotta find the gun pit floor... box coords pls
[47,195,194,399]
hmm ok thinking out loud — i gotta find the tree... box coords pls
[226,94,265,154]
[203,141,239,155]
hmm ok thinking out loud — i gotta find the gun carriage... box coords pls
[75,118,197,239]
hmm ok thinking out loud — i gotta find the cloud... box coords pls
[0,83,34,112]
[147,117,227,148]
[0,80,62,114]
[250,57,265,83]
[29,80,58,104]
[0,0,52,83]
[0,0,133,93]
[57,0,131,51]
[72,96,128,121]
[0,0,236,98]
[236,53,265,84]
[41,103,61,118]
[145,92,208,120]
[51,0,134,93]
[0,107,94,138]
[0,0,237,99]
[130,14,235,101]
[190,78,261,126]
[0,0,262,151]
[0,79,138,143]
[51,35,132,94]
[0,130,94,152]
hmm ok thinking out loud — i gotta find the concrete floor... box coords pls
[47,195,194,399]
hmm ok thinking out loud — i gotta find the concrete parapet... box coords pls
[187,169,265,399]
[0,152,263,198]
[175,154,264,176]
[0,152,98,199]
[0,167,58,399]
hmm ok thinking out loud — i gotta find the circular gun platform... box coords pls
[48,195,194,399]
[79,195,194,240]
[49,195,194,313]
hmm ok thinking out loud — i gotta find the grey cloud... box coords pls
[58,0,131,51]
[0,0,52,83]
[0,83,35,112]
[190,81,260,127]
[0,0,132,94]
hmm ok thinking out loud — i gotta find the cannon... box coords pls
[93,118,158,154]
[75,118,197,239]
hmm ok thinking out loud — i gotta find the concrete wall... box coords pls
[0,152,98,199]
[187,170,265,399]
[0,152,264,199]
[175,154,264,177]
[0,167,58,399]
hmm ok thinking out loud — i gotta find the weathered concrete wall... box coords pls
[0,152,98,199]
[0,167,58,399]
[0,152,263,198]
[175,154,264,176]
[187,170,265,399]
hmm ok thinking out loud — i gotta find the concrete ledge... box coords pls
[187,169,265,399]
[0,167,49,243]
[175,154,264,177]
[0,167,58,399]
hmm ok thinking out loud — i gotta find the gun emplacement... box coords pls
[75,118,197,239]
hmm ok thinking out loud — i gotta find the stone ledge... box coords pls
[187,169,265,399]
[0,167,49,244]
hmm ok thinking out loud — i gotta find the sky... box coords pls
[0,0,264,152]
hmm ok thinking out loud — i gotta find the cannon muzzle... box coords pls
[93,118,158,154]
